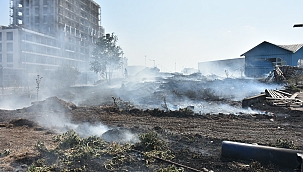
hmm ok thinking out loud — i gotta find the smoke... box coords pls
[0,68,281,115]
[0,95,32,110]
[32,97,138,143]
[206,78,280,101]
[102,72,281,114]
[198,58,245,78]
[35,111,138,143]
[0,67,283,140]
[168,101,262,115]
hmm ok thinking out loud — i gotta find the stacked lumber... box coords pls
[265,89,303,107]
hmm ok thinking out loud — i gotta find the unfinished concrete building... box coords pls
[0,0,104,86]
[10,0,102,38]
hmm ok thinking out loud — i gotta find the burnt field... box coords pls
[0,72,302,171]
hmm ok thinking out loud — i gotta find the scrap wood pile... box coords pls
[265,66,303,82]
[265,89,303,107]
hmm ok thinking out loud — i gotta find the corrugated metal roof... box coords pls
[241,41,303,56]
[276,44,303,53]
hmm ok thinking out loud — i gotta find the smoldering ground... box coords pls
[0,70,282,140]
[73,72,280,114]
[0,70,282,113]
[29,97,139,143]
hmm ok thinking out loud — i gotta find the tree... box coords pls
[51,65,80,88]
[90,33,123,82]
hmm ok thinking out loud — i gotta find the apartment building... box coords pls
[0,0,104,86]
[10,0,102,38]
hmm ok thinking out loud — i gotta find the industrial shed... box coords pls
[198,58,244,77]
[241,41,303,77]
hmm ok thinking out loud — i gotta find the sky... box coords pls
[1,1,303,72]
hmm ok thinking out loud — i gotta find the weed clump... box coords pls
[29,130,177,171]
[136,131,167,152]
[134,132,175,166]
[269,138,297,149]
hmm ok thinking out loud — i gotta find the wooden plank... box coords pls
[290,92,299,99]
[266,98,301,101]
[273,90,285,98]
[265,89,272,97]
[275,90,292,96]
[266,89,278,98]
[265,89,303,107]
[266,97,297,100]
[267,90,284,99]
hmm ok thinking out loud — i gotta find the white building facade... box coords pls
[0,0,106,86]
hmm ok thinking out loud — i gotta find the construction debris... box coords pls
[265,89,303,107]
[242,88,303,108]
[266,66,303,83]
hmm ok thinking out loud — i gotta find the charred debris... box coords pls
[2,68,302,117]
[0,70,268,118]
[242,66,303,114]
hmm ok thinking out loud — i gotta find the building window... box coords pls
[267,57,286,66]
[0,32,2,41]
[49,7,54,14]
[35,8,39,15]
[34,0,39,6]
[7,54,13,62]
[43,7,47,14]
[36,35,41,43]
[7,43,13,51]
[35,16,39,23]
[26,54,35,62]
[0,43,2,52]
[25,8,29,15]
[43,0,49,5]
[43,16,47,23]
[25,44,33,52]
[6,32,13,40]
[41,37,46,44]
[26,34,32,41]
[0,54,2,62]
[24,17,29,23]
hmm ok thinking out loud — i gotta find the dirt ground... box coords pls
[0,94,302,171]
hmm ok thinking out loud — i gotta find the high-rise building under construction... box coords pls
[10,0,102,38]
[0,0,104,86]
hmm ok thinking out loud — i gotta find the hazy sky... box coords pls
[1,1,303,72]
